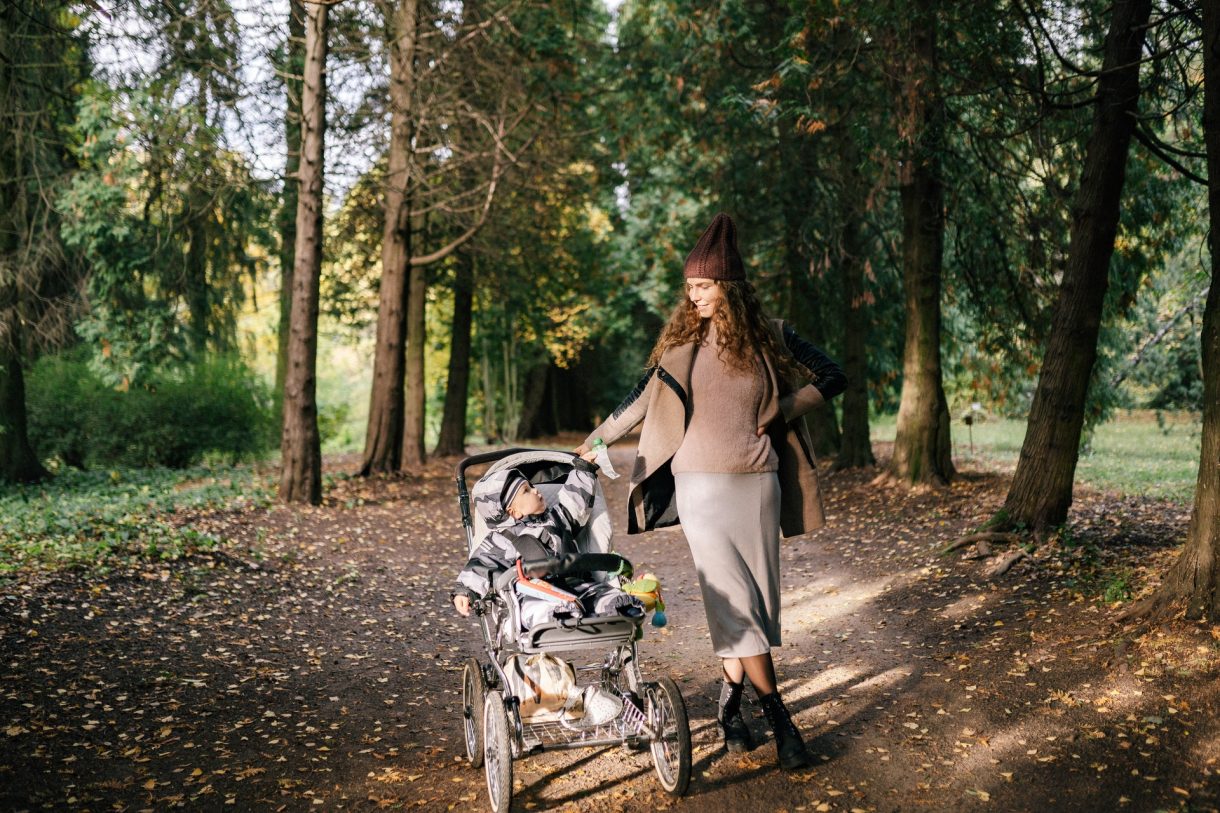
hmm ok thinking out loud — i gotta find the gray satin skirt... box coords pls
[674,471,782,658]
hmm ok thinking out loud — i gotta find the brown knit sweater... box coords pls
[670,322,778,475]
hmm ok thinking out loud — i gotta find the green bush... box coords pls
[26,352,274,469]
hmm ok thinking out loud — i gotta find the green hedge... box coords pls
[26,353,274,469]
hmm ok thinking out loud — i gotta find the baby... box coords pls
[452,456,643,628]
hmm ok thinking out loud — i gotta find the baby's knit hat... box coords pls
[471,467,531,529]
[683,212,745,281]
[500,469,530,511]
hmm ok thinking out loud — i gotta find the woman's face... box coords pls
[686,278,723,319]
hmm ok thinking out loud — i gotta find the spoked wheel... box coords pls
[482,690,513,813]
[646,677,691,796]
[462,658,487,767]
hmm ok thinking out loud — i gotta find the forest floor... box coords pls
[2,436,1219,813]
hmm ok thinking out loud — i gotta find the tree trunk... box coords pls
[361,0,419,476]
[778,132,839,457]
[516,362,549,441]
[999,0,1152,530]
[434,252,474,457]
[481,335,498,442]
[185,72,215,356]
[836,166,876,469]
[401,260,427,467]
[184,204,211,355]
[887,0,954,487]
[0,336,47,484]
[1128,3,1220,621]
[275,0,306,420]
[279,0,327,505]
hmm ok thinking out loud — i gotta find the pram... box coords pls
[455,448,692,813]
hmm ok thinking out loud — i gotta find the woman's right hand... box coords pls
[573,443,591,456]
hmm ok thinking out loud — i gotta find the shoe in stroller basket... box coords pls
[453,448,692,812]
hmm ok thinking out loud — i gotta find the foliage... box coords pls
[58,81,275,387]
[0,1,91,481]
[0,1,89,347]
[25,351,273,469]
[0,463,272,575]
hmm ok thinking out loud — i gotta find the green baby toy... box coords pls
[623,572,667,628]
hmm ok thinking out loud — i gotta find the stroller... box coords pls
[455,448,692,813]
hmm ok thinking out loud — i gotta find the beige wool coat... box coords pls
[584,319,831,539]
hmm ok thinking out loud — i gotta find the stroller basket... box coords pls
[522,695,651,750]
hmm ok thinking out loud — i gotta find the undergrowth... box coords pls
[0,465,273,576]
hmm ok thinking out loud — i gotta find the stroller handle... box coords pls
[454,447,580,487]
[454,447,583,533]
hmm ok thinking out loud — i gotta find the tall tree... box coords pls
[779,132,841,458]
[361,0,419,476]
[362,0,511,473]
[275,0,307,419]
[433,250,474,456]
[280,0,329,504]
[1127,1,1220,621]
[0,1,84,484]
[885,0,955,487]
[996,0,1153,531]
[835,142,877,469]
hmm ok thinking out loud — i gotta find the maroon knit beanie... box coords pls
[683,212,745,281]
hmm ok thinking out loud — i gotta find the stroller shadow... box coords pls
[512,746,653,808]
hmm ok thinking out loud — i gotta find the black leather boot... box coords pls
[759,692,812,770]
[717,680,755,752]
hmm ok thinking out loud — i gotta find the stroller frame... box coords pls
[454,448,692,812]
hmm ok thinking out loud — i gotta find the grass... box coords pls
[870,409,1202,503]
[0,465,274,576]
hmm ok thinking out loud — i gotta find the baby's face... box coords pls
[507,482,546,519]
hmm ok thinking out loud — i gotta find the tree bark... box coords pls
[836,165,876,469]
[401,260,427,467]
[0,335,47,484]
[184,64,218,356]
[515,361,549,441]
[1129,3,1220,621]
[434,252,474,457]
[275,0,306,420]
[184,199,212,355]
[279,0,328,505]
[776,129,839,456]
[887,0,954,487]
[999,0,1152,530]
[361,0,419,476]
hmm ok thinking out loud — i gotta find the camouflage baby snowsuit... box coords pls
[455,458,641,629]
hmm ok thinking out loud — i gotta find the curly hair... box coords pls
[646,280,813,388]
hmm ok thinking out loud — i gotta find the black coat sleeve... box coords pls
[783,323,847,401]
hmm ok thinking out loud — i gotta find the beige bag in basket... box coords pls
[505,653,583,723]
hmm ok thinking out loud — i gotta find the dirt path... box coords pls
[2,438,1218,812]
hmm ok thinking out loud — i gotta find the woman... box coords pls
[576,213,846,771]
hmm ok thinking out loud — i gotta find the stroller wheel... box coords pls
[462,658,487,767]
[482,690,513,813]
[646,677,692,796]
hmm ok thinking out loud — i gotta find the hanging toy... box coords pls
[623,572,668,628]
